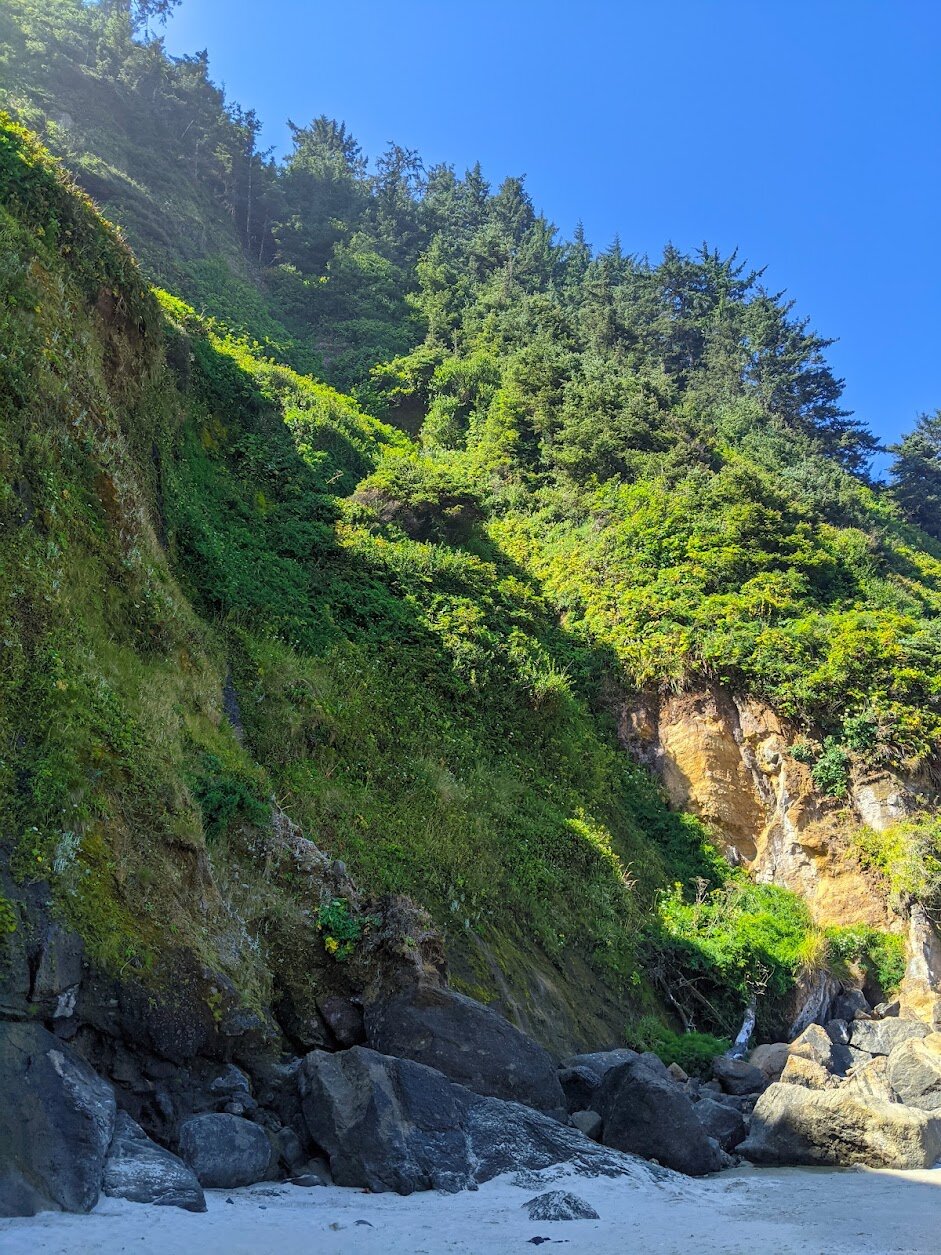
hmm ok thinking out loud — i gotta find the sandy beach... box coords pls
[2,1163,940,1255]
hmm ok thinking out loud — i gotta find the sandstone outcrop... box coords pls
[618,687,907,926]
[617,685,941,1023]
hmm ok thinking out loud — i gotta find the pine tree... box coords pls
[889,411,941,539]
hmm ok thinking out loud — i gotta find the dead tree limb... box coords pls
[727,996,757,1059]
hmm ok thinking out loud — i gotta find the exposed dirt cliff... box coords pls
[617,685,940,1023]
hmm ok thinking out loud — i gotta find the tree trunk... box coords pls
[727,997,756,1059]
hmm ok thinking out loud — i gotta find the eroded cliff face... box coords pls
[617,686,940,1023]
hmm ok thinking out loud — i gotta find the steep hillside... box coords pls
[1,0,940,1065]
[0,116,719,1052]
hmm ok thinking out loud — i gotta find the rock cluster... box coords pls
[0,982,660,1217]
[558,1044,755,1166]
[737,1001,941,1169]
[4,923,940,1222]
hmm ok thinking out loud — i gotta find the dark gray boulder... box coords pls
[523,1190,599,1220]
[319,996,365,1047]
[596,1054,726,1175]
[559,1065,603,1113]
[208,1063,252,1098]
[559,1050,638,1113]
[0,1021,116,1216]
[885,1033,941,1110]
[874,1000,901,1019]
[570,1109,602,1140]
[832,989,871,1022]
[850,1018,930,1057]
[289,1163,332,1188]
[299,1045,472,1193]
[274,1126,308,1174]
[103,1112,205,1212]
[712,1055,767,1096]
[694,1096,748,1151]
[563,1049,640,1075]
[364,984,564,1113]
[298,1046,648,1195]
[826,1019,851,1046]
[466,1091,634,1183]
[178,1113,271,1188]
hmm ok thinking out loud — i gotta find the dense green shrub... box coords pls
[627,1016,730,1077]
[852,816,941,917]
[811,738,851,798]
[649,878,824,1038]
[825,926,907,995]
[190,753,271,842]
[0,894,18,935]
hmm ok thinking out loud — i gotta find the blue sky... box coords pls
[163,0,941,462]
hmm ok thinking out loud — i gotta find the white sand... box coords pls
[2,1164,940,1255]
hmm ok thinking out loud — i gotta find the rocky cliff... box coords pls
[618,685,940,1023]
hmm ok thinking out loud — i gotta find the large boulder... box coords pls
[841,1055,896,1104]
[559,1049,638,1113]
[749,1042,790,1083]
[712,1055,766,1096]
[177,1113,271,1188]
[739,1081,941,1169]
[596,1054,726,1175]
[850,1018,930,1057]
[564,1048,640,1076]
[0,1021,116,1217]
[364,984,564,1113]
[467,1088,641,1183]
[694,1097,748,1151]
[298,1044,473,1193]
[778,1055,835,1090]
[832,989,871,1022]
[788,1023,851,1075]
[102,1112,205,1212]
[297,1046,648,1195]
[886,1032,941,1111]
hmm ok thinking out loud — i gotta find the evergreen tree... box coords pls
[276,116,368,274]
[890,411,941,539]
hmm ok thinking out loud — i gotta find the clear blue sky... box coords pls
[163,0,941,463]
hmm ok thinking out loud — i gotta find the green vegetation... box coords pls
[649,879,904,1038]
[0,3,938,1048]
[851,816,941,917]
[0,896,19,936]
[190,752,271,843]
[651,880,821,1037]
[889,411,941,541]
[825,926,907,999]
[316,898,370,961]
[627,1016,731,1077]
